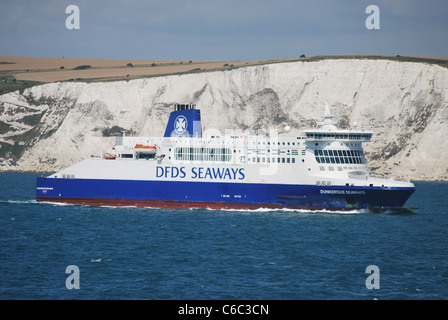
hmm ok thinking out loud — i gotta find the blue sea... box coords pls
[0,172,447,300]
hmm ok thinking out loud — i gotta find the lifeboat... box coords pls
[134,144,157,154]
[103,152,116,160]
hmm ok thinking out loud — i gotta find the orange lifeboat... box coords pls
[134,144,157,154]
[103,152,116,160]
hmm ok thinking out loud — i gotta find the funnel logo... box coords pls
[174,115,188,135]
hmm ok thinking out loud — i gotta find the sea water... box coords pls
[0,172,447,300]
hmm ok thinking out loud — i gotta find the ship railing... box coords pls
[305,135,372,142]
[368,173,413,184]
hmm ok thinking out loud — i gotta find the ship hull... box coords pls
[36,177,415,212]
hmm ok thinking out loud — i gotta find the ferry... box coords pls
[36,103,415,212]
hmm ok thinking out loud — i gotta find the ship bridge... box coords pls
[303,103,373,142]
[303,130,373,142]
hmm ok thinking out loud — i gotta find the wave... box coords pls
[0,198,373,215]
[0,199,79,207]
[37,201,77,207]
[0,235,29,242]
[202,206,371,215]
[0,199,37,205]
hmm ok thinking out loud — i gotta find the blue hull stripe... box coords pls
[36,177,415,210]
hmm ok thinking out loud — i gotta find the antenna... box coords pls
[324,101,331,116]
[321,102,338,130]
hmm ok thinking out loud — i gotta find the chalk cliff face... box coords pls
[0,59,447,180]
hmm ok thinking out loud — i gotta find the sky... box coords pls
[0,0,447,61]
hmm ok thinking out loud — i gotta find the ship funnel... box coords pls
[163,104,202,138]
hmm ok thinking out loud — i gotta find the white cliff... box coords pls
[0,58,447,180]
